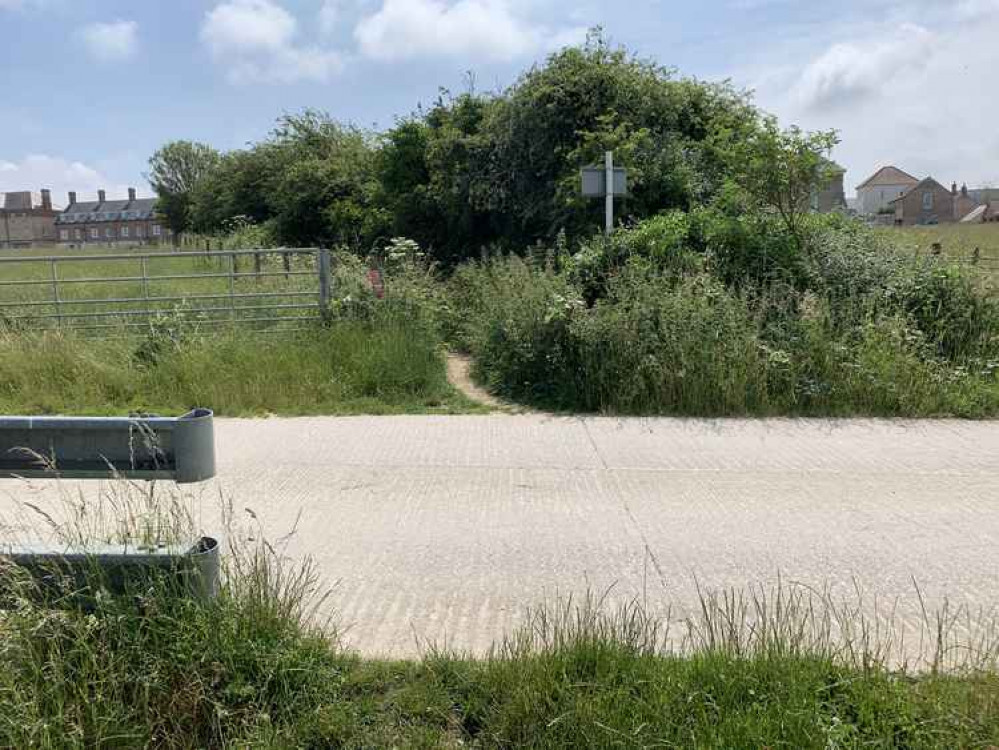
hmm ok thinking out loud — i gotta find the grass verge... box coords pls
[0,322,482,417]
[4,571,999,748]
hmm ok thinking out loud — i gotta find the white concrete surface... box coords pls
[3,416,998,659]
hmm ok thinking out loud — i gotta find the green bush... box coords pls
[572,271,768,414]
[453,215,999,417]
[453,256,583,406]
[569,210,702,303]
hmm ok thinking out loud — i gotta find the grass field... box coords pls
[884,223,999,279]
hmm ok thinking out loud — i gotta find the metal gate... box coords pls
[0,247,331,332]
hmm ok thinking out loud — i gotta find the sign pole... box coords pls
[605,150,614,236]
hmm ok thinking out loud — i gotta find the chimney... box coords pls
[97,189,106,204]
[68,191,77,206]
[41,189,52,210]
[962,183,968,197]
[127,187,137,203]
[952,182,958,196]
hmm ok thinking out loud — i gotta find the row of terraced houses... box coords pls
[0,189,171,249]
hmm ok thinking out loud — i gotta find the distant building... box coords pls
[812,161,847,213]
[856,166,920,216]
[890,177,958,226]
[0,190,59,248]
[55,189,169,246]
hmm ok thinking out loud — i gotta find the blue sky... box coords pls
[2,0,997,205]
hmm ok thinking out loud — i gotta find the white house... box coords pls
[856,166,920,216]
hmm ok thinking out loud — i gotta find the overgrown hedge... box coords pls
[451,215,999,416]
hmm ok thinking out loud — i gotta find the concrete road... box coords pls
[3,416,998,659]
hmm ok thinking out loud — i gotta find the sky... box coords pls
[1,0,997,206]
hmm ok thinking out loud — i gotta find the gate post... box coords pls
[318,247,332,324]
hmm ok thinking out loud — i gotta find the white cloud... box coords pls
[793,23,934,111]
[355,0,586,62]
[319,0,338,36]
[957,0,999,20]
[201,0,343,84]
[0,155,135,205]
[750,10,999,191]
[79,20,139,63]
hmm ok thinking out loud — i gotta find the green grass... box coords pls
[886,223,999,279]
[0,323,481,416]
[5,565,999,748]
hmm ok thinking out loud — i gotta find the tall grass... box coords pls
[0,314,473,417]
[450,221,999,416]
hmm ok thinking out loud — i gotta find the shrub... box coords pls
[451,256,583,406]
[571,271,768,414]
[453,217,999,417]
[569,211,702,303]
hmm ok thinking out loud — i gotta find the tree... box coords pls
[722,118,839,253]
[148,141,221,244]
[375,29,759,265]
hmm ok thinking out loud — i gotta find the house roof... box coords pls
[889,177,949,204]
[56,197,159,224]
[857,166,920,190]
[891,177,950,203]
[961,205,988,223]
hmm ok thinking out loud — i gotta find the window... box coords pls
[105,227,113,238]
[90,228,99,239]
[923,192,933,210]
[152,224,161,237]
[59,229,69,241]
[75,229,83,240]
[121,226,130,238]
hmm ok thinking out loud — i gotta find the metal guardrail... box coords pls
[0,408,216,484]
[1,536,220,604]
[0,410,220,603]
[0,247,331,332]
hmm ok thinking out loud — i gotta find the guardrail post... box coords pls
[318,247,332,324]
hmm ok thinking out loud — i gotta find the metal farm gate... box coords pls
[0,248,331,333]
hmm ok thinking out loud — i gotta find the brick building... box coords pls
[55,189,170,246]
[0,190,59,248]
[890,178,958,226]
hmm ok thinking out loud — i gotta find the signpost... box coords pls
[581,151,628,236]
